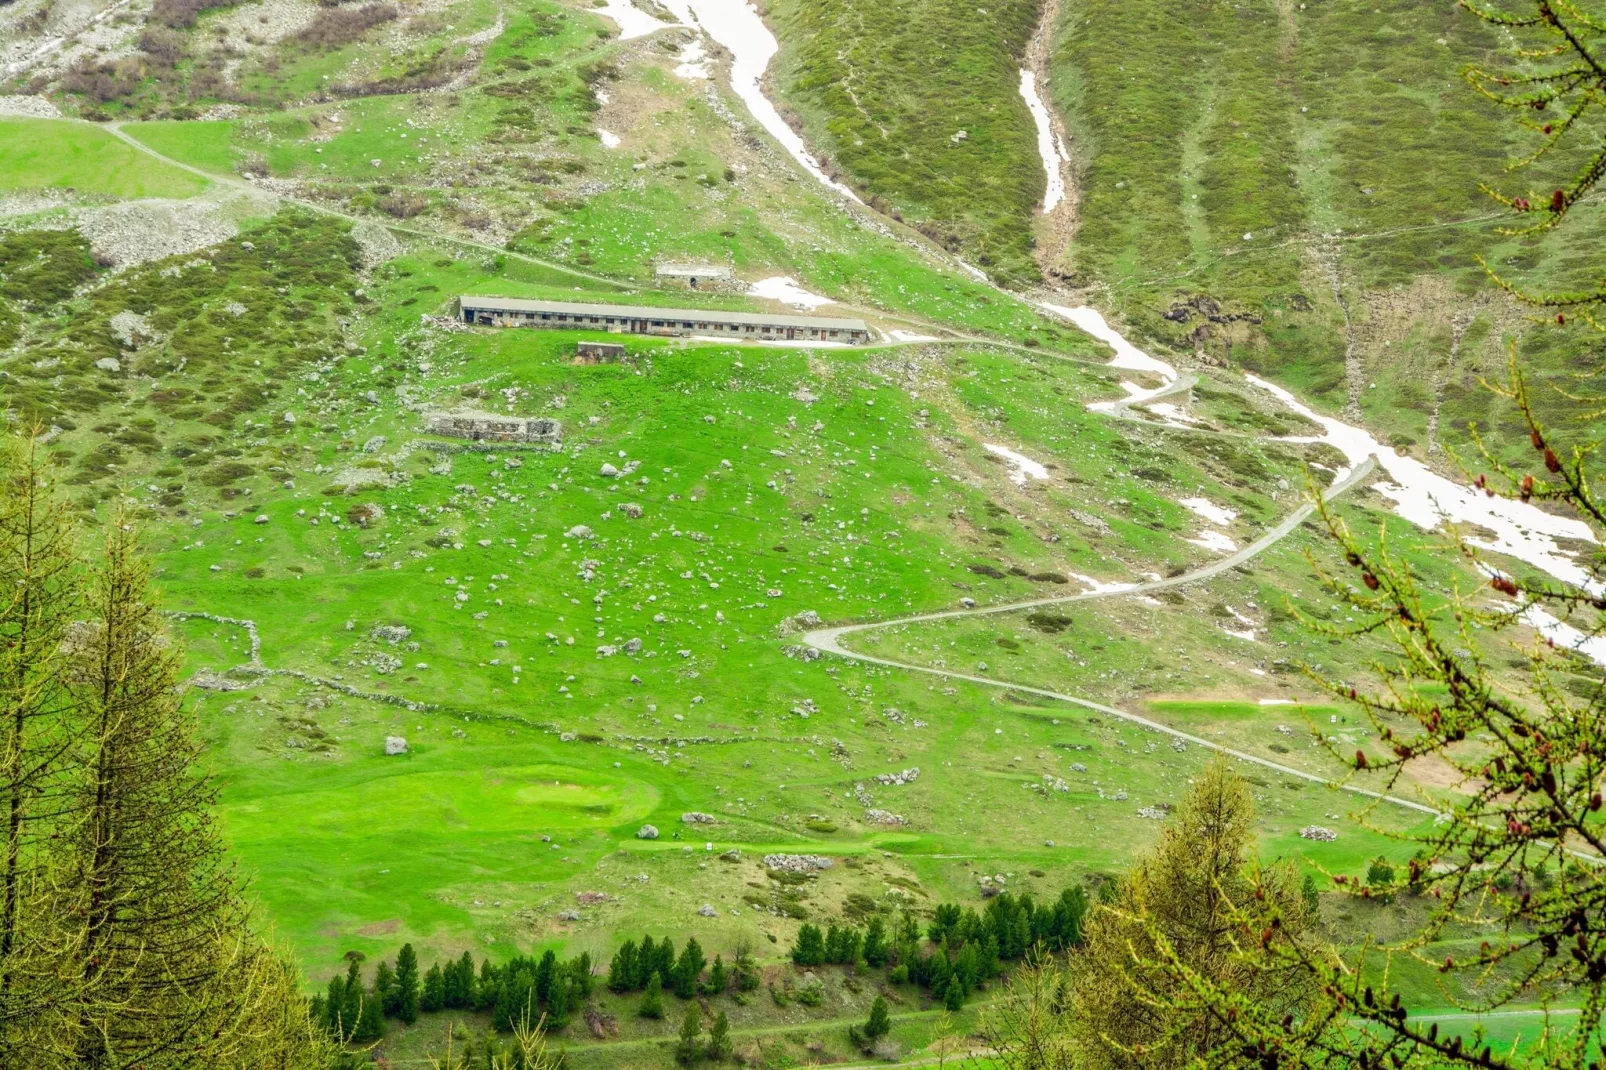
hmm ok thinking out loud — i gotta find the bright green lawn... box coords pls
[0,119,208,198]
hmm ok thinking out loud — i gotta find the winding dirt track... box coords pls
[801,456,1443,820]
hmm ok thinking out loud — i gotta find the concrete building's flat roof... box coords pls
[459,295,870,332]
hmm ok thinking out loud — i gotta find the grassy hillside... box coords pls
[768,0,1046,285]
[1048,0,1606,460]
[0,0,1585,1062]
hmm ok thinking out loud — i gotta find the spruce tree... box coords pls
[341,957,364,1040]
[421,963,445,1013]
[374,960,397,1016]
[352,989,385,1042]
[674,1003,702,1065]
[639,971,664,1019]
[654,937,676,988]
[609,940,639,992]
[707,1010,732,1061]
[862,916,888,966]
[790,924,825,966]
[864,995,890,1040]
[706,954,727,995]
[325,973,349,1039]
[637,935,655,989]
[571,950,593,997]
[732,941,760,992]
[534,948,556,1006]
[673,937,705,998]
[396,942,420,1024]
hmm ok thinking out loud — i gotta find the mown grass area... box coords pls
[0,118,208,198]
[121,118,239,173]
[768,0,1046,285]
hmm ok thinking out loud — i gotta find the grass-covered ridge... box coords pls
[769,0,1046,285]
[1047,0,1606,459]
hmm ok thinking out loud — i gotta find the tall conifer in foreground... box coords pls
[0,434,80,1047]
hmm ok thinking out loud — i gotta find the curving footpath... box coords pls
[801,456,1443,819]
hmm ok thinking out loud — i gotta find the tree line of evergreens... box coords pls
[790,886,1087,1010]
[0,437,329,1067]
[316,945,596,1043]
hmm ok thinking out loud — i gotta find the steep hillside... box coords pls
[768,0,1046,285]
[1047,0,1606,461]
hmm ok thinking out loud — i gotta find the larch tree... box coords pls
[0,433,81,1047]
[50,510,325,1068]
[1062,759,1314,1070]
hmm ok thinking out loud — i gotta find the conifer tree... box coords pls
[375,960,397,1016]
[862,916,888,967]
[732,940,760,992]
[636,935,655,990]
[59,512,322,1067]
[674,1003,702,1065]
[707,1010,732,1061]
[639,972,664,1019]
[0,433,79,1033]
[673,937,705,998]
[790,924,825,966]
[421,962,445,1013]
[706,954,727,995]
[863,995,890,1040]
[352,988,384,1043]
[396,942,420,1024]
[1063,759,1312,1069]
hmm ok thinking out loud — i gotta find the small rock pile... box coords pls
[874,767,919,786]
[1300,825,1338,842]
[762,854,834,873]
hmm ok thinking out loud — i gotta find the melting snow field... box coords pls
[657,0,864,203]
[983,444,1051,485]
[593,0,670,39]
[889,329,940,343]
[748,276,834,309]
[1244,373,1599,593]
[598,130,622,148]
[1018,69,1069,212]
[1180,497,1238,526]
[674,37,711,79]
[1186,530,1238,554]
[1037,302,1182,414]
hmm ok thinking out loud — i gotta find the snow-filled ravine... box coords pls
[595,0,862,203]
[1018,69,1069,212]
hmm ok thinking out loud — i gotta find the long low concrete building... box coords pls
[459,295,873,345]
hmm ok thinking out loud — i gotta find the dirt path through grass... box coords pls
[797,457,1449,819]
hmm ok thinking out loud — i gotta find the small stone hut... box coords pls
[425,413,562,444]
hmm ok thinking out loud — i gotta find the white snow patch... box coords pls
[1185,529,1238,554]
[983,443,1050,485]
[889,329,939,343]
[674,36,711,79]
[1018,69,1068,212]
[1069,572,1138,595]
[1037,303,1181,413]
[1179,497,1238,526]
[598,129,622,148]
[1222,626,1258,641]
[658,0,863,203]
[748,275,834,309]
[1245,373,1599,594]
[1258,699,1296,706]
[593,0,673,39]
